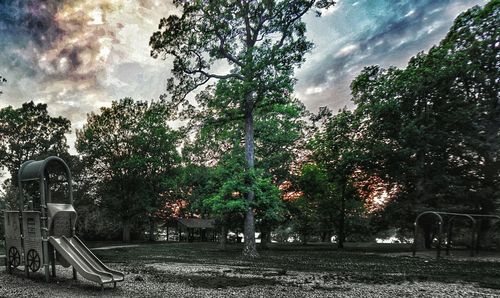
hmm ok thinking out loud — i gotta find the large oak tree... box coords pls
[150,0,334,257]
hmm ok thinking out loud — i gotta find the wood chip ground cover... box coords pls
[0,242,500,297]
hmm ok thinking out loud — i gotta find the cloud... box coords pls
[0,0,176,152]
[297,0,487,112]
[0,0,488,152]
[336,44,359,58]
[0,1,120,81]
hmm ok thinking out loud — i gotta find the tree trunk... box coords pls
[325,231,333,243]
[219,225,228,251]
[265,230,271,247]
[320,231,327,242]
[123,223,131,243]
[148,217,155,242]
[242,97,259,258]
[338,182,346,249]
[302,232,308,245]
[259,227,270,250]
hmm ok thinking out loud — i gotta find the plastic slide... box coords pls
[49,236,124,286]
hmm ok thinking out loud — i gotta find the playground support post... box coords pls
[50,245,56,277]
[470,221,477,257]
[40,177,50,282]
[446,220,453,256]
[437,221,442,258]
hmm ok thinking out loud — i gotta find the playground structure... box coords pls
[3,156,124,289]
[413,211,500,259]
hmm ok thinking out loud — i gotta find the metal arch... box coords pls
[469,215,500,255]
[413,211,500,259]
[413,211,444,258]
[445,214,500,257]
[39,156,74,206]
[446,214,476,257]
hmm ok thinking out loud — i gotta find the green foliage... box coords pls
[350,1,500,231]
[184,83,308,182]
[0,181,19,211]
[151,0,334,256]
[150,0,334,108]
[180,92,304,240]
[289,164,326,242]
[255,99,309,184]
[204,172,249,219]
[305,109,368,247]
[192,148,284,230]
[252,172,284,223]
[0,101,71,184]
[76,98,183,241]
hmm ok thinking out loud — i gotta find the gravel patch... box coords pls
[1,262,499,297]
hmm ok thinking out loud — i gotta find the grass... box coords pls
[90,242,500,289]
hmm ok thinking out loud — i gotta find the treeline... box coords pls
[0,2,498,250]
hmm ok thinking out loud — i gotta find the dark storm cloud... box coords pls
[0,0,120,83]
[0,0,66,78]
[0,0,175,136]
[0,0,64,49]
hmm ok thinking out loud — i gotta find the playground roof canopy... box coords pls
[18,156,71,182]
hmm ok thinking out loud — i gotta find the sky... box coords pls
[0,0,487,152]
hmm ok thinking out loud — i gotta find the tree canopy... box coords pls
[1,0,498,249]
[150,0,334,257]
[0,101,70,184]
[350,0,500,231]
[76,98,183,242]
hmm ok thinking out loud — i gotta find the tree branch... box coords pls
[185,68,244,80]
[275,0,315,49]
[215,31,244,68]
[172,52,244,81]
[238,0,254,46]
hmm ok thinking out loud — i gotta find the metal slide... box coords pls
[49,236,124,286]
